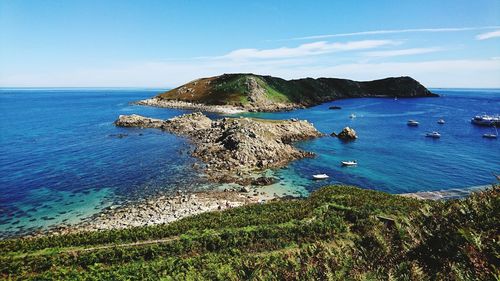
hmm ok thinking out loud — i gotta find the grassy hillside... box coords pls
[1,185,498,280]
[156,74,437,108]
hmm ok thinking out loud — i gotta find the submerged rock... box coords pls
[251,177,277,186]
[329,106,342,110]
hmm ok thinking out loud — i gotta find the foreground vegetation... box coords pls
[1,185,498,280]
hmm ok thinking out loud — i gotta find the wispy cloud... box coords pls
[281,26,500,41]
[476,29,500,40]
[363,47,443,58]
[3,58,500,88]
[220,40,400,60]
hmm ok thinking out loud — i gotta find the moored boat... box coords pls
[425,131,441,138]
[471,114,500,126]
[483,126,498,139]
[483,134,498,139]
[437,119,445,124]
[407,120,419,126]
[341,160,357,166]
[312,174,329,180]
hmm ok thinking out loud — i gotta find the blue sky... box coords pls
[1,0,499,87]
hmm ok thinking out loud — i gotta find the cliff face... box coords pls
[149,74,436,112]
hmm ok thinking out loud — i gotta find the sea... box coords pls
[1,88,499,237]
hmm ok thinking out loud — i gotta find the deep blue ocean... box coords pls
[1,88,499,237]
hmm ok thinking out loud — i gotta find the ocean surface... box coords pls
[1,88,499,237]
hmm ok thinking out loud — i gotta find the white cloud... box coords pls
[2,58,499,88]
[476,29,500,40]
[221,40,400,60]
[284,26,500,41]
[363,47,443,57]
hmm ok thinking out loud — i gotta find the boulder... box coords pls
[114,114,165,128]
[240,186,251,193]
[336,127,357,140]
[251,177,277,186]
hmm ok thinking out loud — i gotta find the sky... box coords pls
[0,0,499,88]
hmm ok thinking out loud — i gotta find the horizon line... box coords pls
[2,86,500,90]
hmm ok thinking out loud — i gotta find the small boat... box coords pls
[407,120,419,126]
[349,113,356,119]
[483,126,498,139]
[341,160,357,166]
[394,97,398,101]
[483,134,498,139]
[471,114,500,126]
[426,131,441,138]
[312,174,329,180]
[437,119,445,124]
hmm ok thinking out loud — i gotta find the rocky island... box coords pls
[115,112,322,185]
[136,73,437,113]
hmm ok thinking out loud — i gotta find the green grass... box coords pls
[212,74,249,105]
[1,185,498,280]
[253,76,291,103]
[205,74,292,105]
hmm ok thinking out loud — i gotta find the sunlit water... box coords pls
[0,88,498,237]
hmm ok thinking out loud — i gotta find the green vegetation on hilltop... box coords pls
[1,185,498,280]
[156,73,437,109]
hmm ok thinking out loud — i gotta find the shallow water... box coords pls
[0,88,499,236]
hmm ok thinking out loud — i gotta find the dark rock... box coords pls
[109,133,128,138]
[251,177,277,186]
[329,106,342,110]
[336,127,358,140]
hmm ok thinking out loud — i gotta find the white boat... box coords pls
[394,97,398,101]
[437,119,445,124]
[341,160,357,166]
[312,174,329,180]
[426,131,441,138]
[483,134,498,139]
[483,126,498,139]
[407,120,419,126]
[349,113,356,119]
[471,114,500,126]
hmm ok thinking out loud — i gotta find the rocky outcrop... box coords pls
[114,114,166,128]
[333,127,358,140]
[115,112,322,184]
[138,73,438,113]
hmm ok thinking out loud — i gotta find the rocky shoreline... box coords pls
[134,98,247,114]
[41,183,491,237]
[46,187,278,236]
[135,97,303,113]
[115,112,323,185]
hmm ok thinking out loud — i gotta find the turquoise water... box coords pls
[244,89,499,194]
[0,88,499,237]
